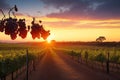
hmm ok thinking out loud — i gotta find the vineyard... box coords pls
[54,42,120,73]
[0,43,46,80]
[0,42,120,80]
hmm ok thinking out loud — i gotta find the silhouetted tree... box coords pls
[96,36,106,42]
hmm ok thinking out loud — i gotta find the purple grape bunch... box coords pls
[30,18,50,40]
[0,5,50,40]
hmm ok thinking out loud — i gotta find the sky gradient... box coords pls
[0,0,120,42]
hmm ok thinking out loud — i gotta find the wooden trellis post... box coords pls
[26,49,29,80]
[106,52,110,74]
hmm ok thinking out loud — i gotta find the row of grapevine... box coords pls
[68,49,120,63]
[0,47,45,80]
[68,50,120,73]
[55,45,120,63]
[54,46,120,73]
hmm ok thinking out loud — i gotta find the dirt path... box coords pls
[28,48,119,80]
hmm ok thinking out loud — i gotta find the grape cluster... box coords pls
[18,19,29,39]
[0,17,50,40]
[5,18,18,40]
[0,19,5,32]
[0,5,50,40]
[30,18,50,40]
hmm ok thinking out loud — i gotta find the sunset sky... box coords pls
[0,0,120,42]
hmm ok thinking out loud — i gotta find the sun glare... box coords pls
[47,39,51,43]
[47,33,55,43]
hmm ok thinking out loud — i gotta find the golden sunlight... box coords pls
[47,39,51,43]
[47,33,55,43]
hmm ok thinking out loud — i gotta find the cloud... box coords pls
[15,12,41,18]
[41,0,120,20]
[43,19,120,29]
[15,13,25,16]
[44,21,77,28]
[0,0,10,10]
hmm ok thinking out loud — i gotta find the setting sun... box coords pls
[47,39,51,43]
[46,33,55,43]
